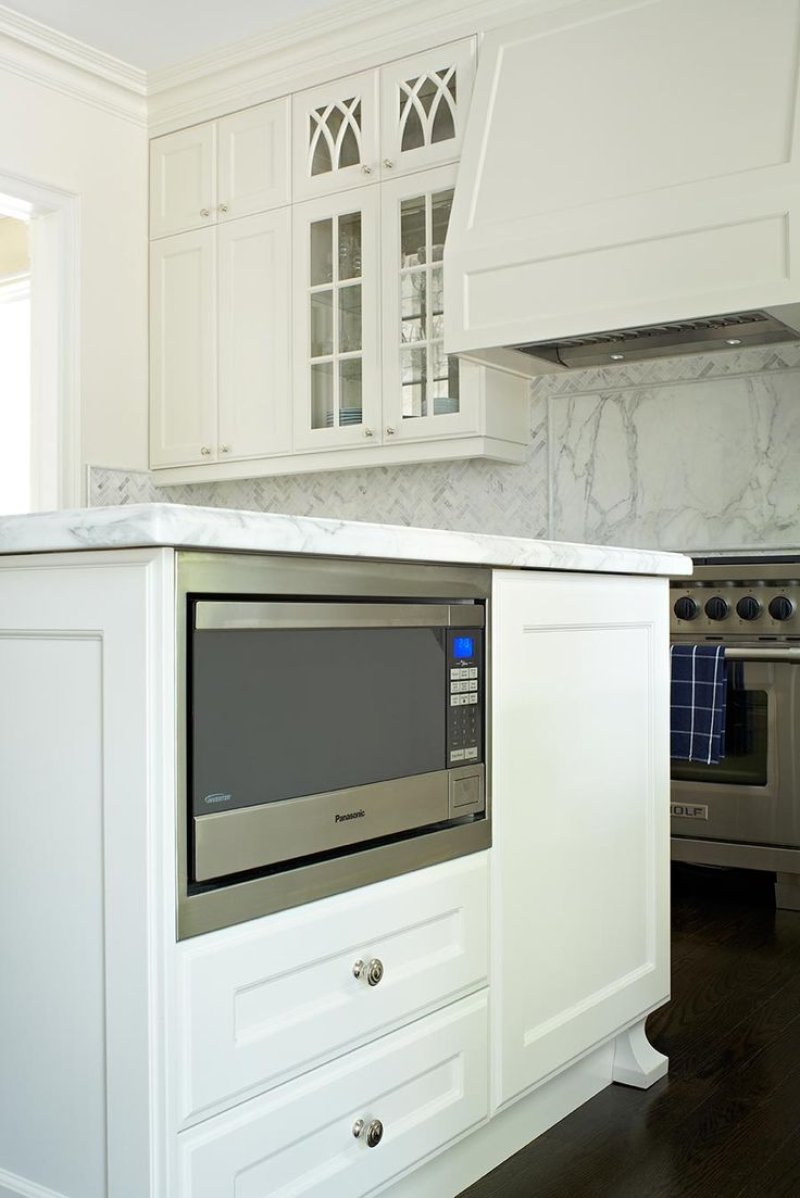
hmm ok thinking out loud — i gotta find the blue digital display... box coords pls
[453,635,475,660]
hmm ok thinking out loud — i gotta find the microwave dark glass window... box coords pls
[671,682,768,787]
[191,625,447,815]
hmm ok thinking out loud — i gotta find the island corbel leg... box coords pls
[611,1018,668,1088]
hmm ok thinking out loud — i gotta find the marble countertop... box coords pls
[0,504,692,576]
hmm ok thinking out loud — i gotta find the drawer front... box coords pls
[178,853,488,1122]
[177,991,489,1198]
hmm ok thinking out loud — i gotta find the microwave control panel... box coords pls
[446,628,484,765]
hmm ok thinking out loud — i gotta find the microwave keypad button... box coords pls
[466,667,478,679]
[464,694,478,705]
[464,746,478,760]
[465,680,478,692]
[450,748,466,761]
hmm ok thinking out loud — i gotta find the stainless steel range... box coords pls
[670,556,800,910]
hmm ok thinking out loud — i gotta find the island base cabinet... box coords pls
[176,992,489,1198]
[491,570,671,1108]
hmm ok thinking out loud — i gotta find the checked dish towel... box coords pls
[670,644,727,764]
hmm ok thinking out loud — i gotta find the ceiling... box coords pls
[3,0,355,71]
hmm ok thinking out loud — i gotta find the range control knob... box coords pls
[705,596,730,621]
[674,596,700,621]
[769,595,795,621]
[736,595,762,621]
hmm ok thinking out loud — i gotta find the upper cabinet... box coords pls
[150,98,291,238]
[292,39,475,200]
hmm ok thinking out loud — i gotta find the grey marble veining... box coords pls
[0,503,688,576]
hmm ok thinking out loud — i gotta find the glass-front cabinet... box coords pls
[381,164,476,441]
[293,188,381,451]
[292,40,476,201]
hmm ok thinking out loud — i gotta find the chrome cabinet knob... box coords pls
[200,208,210,217]
[361,164,373,175]
[363,427,374,438]
[220,443,231,454]
[385,426,396,436]
[200,446,212,456]
[219,202,229,214]
[353,1118,384,1148]
[352,958,384,986]
[383,159,394,169]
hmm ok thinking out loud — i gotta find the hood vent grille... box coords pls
[512,310,798,369]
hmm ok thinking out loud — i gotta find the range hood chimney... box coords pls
[444,0,800,375]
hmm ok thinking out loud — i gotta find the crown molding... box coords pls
[0,3,147,125]
[147,0,535,135]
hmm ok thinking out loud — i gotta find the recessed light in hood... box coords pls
[511,311,800,370]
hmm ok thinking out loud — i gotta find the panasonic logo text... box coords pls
[335,809,366,823]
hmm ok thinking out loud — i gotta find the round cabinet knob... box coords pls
[220,443,231,454]
[200,446,212,456]
[705,596,729,621]
[736,595,762,621]
[363,427,374,438]
[219,202,229,214]
[769,595,795,621]
[353,1118,384,1148]
[361,164,373,175]
[383,158,395,169]
[385,426,396,437]
[200,208,210,217]
[674,596,699,621]
[352,958,384,986]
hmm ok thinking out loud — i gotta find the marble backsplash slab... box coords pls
[88,342,800,552]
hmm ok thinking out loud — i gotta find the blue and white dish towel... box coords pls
[670,644,727,764]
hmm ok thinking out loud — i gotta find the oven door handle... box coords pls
[724,647,800,662]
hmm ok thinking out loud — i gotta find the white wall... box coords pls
[0,67,148,477]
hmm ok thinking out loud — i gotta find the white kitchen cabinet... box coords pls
[491,569,671,1109]
[150,229,218,468]
[150,98,290,238]
[176,992,490,1198]
[292,186,381,451]
[290,167,528,459]
[292,70,381,201]
[151,208,291,468]
[292,40,475,202]
[380,40,475,178]
[178,853,489,1124]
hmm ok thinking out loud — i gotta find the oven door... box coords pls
[189,600,485,883]
[671,647,800,848]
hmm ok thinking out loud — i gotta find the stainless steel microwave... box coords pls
[177,551,491,938]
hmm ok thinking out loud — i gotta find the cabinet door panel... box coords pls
[150,230,217,467]
[177,853,488,1123]
[491,571,670,1108]
[217,209,292,459]
[381,164,477,441]
[218,99,291,220]
[150,124,216,238]
[292,187,381,451]
[177,992,489,1198]
[381,39,476,177]
[292,71,381,200]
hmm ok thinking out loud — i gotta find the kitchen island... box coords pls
[0,505,689,1198]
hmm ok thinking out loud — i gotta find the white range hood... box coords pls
[444,0,800,374]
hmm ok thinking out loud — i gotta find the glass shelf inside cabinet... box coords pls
[309,211,364,430]
[399,188,459,420]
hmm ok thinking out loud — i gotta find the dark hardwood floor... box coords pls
[459,863,800,1198]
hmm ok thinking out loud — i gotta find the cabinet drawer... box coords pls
[177,991,489,1198]
[178,853,488,1122]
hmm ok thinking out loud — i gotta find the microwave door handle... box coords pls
[724,647,800,663]
[194,601,485,631]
